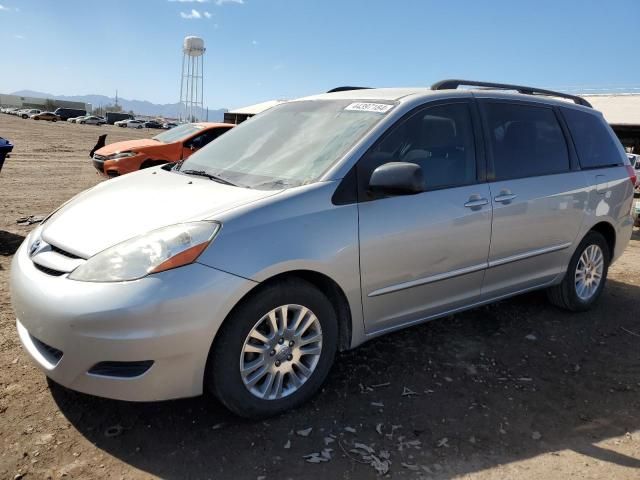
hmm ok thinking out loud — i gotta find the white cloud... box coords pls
[215,0,244,5]
[170,0,209,3]
[251,39,258,45]
[14,34,24,39]
[180,8,202,18]
[180,8,213,19]
[0,4,10,11]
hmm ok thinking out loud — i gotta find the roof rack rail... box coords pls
[431,79,592,108]
[326,86,372,93]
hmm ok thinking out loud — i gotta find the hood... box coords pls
[96,138,166,156]
[42,168,281,257]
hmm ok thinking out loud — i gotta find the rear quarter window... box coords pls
[561,107,624,169]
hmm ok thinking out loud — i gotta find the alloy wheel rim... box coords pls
[240,304,323,400]
[575,244,604,301]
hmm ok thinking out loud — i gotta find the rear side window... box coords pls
[483,102,569,180]
[561,108,623,169]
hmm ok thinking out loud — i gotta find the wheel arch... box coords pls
[588,221,616,260]
[217,269,353,353]
[140,159,168,170]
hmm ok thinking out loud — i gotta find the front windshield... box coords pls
[153,123,203,143]
[179,100,393,189]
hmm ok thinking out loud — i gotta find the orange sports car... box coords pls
[90,122,234,177]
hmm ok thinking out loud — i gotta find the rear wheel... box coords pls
[207,278,338,418]
[52,118,57,122]
[547,231,610,311]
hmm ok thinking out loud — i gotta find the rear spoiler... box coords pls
[90,134,107,158]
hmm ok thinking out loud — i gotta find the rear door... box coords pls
[478,100,588,299]
[358,100,492,333]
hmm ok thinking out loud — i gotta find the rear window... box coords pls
[483,102,570,181]
[561,108,624,169]
[153,123,204,143]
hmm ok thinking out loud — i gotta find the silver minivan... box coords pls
[11,80,636,418]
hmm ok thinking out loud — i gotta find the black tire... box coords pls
[52,118,57,122]
[137,125,143,129]
[547,231,610,312]
[207,278,338,419]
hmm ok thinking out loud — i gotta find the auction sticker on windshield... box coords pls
[344,102,394,113]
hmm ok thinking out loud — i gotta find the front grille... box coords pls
[50,244,82,259]
[30,335,63,365]
[34,263,65,276]
[88,360,154,378]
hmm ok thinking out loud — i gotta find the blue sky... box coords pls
[1,0,639,109]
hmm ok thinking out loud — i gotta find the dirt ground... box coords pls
[1,113,640,480]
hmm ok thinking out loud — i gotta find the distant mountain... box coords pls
[10,90,226,120]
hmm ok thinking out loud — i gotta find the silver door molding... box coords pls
[368,241,572,298]
[368,262,488,298]
[487,242,572,268]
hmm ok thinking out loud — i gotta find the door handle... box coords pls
[464,196,489,209]
[494,193,517,204]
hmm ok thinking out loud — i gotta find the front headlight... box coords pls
[107,151,137,160]
[68,221,220,282]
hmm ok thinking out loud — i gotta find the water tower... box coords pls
[179,36,206,122]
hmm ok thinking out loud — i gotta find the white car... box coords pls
[115,119,145,129]
[20,109,41,119]
[78,116,106,126]
[68,115,89,123]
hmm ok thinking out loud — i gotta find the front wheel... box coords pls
[52,119,57,122]
[207,278,338,418]
[547,231,610,311]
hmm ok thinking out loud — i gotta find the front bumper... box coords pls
[92,154,143,177]
[91,156,106,174]
[11,240,256,401]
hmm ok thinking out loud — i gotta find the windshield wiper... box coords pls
[180,169,238,187]
[251,178,295,189]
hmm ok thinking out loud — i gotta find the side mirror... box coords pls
[368,162,425,196]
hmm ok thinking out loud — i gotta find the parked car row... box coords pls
[1,107,43,119]
[1,106,180,129]
[114,119,176,129]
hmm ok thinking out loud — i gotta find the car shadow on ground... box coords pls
[0,231,25,257]
[49,272,640,479]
